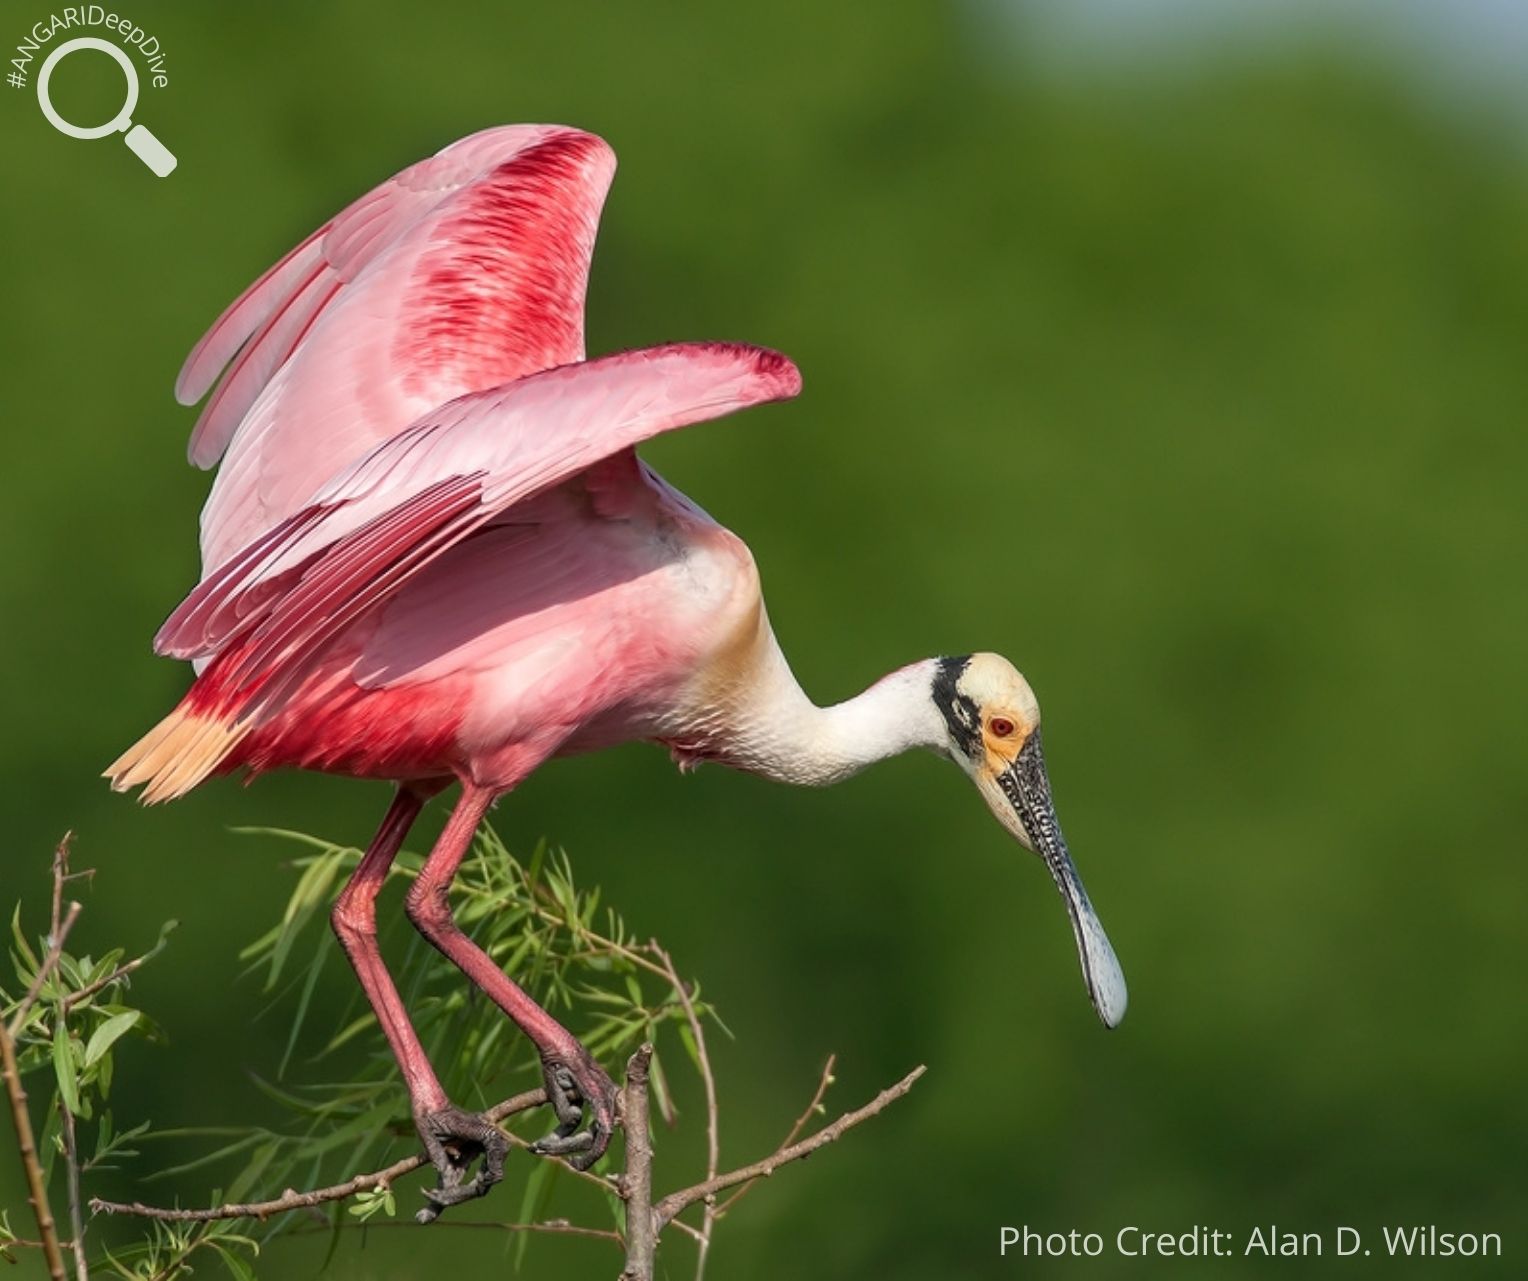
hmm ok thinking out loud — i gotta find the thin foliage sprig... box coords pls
[5,826,922,1281]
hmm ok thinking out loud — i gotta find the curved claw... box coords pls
[529,1052,617,1171]
[414,1104,508,1224]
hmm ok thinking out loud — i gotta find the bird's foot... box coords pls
[413,1104,508,1224]
[529,1045,618,1171]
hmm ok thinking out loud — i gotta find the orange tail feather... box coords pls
[105,700,250,804]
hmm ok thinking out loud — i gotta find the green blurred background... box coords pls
[3,1,1525,1276]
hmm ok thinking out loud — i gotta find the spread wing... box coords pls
[181,124,617,571]
[156,343,801,723]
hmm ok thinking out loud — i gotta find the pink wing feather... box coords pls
[157,342,800,724]
[184,124,617,571]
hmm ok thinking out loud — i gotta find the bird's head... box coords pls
[930,653,1128,1029]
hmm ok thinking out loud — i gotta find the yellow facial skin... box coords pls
[970,710,1039,850]
[978,711,1035,780]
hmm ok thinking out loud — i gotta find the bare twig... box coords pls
[91,1087,546,1222]
[1,1021,68,1281]
[652,1065,926,1229]
[60,953,151,1015]
[1,839,84,1281]
[51,838,92,1281]
[287,1216,622,1245]
[651,943,720,1279]
[715,1053,836,1218]
[89,1045,921,1270]
[618,1045,656,1281]
[49,838,68,945]
[93,1046,921,1268]
[657,1205,704,1244]
[60,1105,89,1281]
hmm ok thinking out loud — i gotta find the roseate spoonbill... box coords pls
[108,124,1126,1216]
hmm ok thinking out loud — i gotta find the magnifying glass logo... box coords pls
[35,37,177,177]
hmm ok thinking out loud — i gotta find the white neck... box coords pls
[680,642,948,786]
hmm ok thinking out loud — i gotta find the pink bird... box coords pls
[109,124,1125,1218]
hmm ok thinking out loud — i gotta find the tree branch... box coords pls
[617,1045,656,1281]
[89,1042,924,1267]
[1,1015,68,1281]
[60,953,150,1016]
[285,1216,622,1245]
[1,836,83,1281]
[650,943,720,1279]
[714,1053,836,1219]
[67,834,925,1277]
[651,1065,926,1229]
[91,1087,546,1223]
[60,1105,90,1281]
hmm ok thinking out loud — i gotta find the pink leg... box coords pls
[404,784,618,1169]
[330,787,447,1114]
[331,785,506,1222]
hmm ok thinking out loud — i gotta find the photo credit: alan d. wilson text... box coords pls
[1000,1224,1504,1261]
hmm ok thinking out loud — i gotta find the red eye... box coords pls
[990,717,1016,738]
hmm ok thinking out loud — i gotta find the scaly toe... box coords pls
[532,1051,618,1170]
[413,1104,507,1224]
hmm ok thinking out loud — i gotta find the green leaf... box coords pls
[52,1022,80,1115]
[649,1048,677,1128]
[278,937,329,1077]
[265,849,346,989]
[678,1021,703,1074]
[208,1238,259,1281]
[602,1183,625,1230]
[525,839,547,897]
[346,1185,396,1222]
[1,1206,18,1262]
[10,902,39,974]
[238,922,282,964]
[147,1130,267,1181]
[150,918,180,954]
[73,950,120,997]
[88,1116,151,1172]
[95,1008,168,1045]
[84,1010,139,1067]
[512,1159,558,1269]
[38,1103,61,1185]
[230,825,350,853]
[57,952,84,989]
[320,1011,378,1055]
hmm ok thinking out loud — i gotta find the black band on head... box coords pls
[931,654,982,758]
